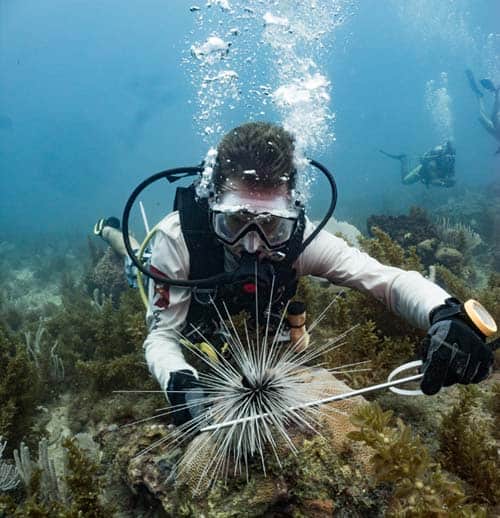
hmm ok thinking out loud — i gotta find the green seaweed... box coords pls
[45,287,147,385]
[359,226,424,274]
[489,383,500,441]
[434,265,474,302]
[63,437,115,517]
[348,402,487,517]
[0,323,41,448]
[438,386,500,506]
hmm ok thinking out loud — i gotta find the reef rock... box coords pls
[416,238,438,264]
[367,207,437,250]
[435,246,463,271]
[119,368,375,516]
[88,247,128,303]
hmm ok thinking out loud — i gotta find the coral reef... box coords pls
[431,183,499,246]
[367,206,488,275]
[0,204,498,515]
[45,286,148,387]
[430,183,500,271]
[14,439,60,501]
[367,206,438,250]
[434,217,482,256]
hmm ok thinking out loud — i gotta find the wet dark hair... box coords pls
[213,122,297,191]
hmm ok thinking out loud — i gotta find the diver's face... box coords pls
[213,179,297,260]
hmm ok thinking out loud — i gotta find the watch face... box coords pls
[464,299,498,337]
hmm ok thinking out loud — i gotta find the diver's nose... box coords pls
[240,231,262,254]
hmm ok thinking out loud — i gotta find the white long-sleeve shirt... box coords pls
[143,211,450,392]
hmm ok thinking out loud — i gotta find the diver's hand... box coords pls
[167,370,206,426]
[420,302,494,395]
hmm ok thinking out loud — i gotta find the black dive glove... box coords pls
[167,370,206,426]
[420,298,494,395]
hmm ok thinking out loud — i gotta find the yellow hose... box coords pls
[136,224,219,363]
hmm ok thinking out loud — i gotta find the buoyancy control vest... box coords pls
[173,184,306,336]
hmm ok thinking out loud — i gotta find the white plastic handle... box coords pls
[387,360,424,396]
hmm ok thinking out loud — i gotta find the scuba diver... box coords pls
[466,69,500,154]
[114,122,494,427]
[380,141,456,188]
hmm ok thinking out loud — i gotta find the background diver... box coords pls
[380,140,456,187]
[466,69,500,154]
[96,122,494,430]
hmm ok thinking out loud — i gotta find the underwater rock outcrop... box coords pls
[118,370,379,517]
[431,184,499,246]
[367,207,438,250]
[366,206,488,275]
[86,247,128,304]
[434,245,464,272]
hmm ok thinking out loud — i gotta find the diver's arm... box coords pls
[296,221,450,329]
[143,212,196,393]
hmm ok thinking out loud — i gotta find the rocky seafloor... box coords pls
[0,187,499,517]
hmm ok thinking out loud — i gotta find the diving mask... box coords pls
[212,210,297,249]
[210,190,299,250]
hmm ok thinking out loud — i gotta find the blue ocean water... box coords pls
[0,0,498,240]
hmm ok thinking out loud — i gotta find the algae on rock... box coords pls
[348,402,487,517]
[439,386,500,507]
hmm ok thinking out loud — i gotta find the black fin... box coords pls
[379,150,406,161]
[480,78,497,93]
[495,146,500,155]
[105,216,121,230]
[465,69,483,98]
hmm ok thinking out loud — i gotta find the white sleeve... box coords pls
[295,220,450,330]
[142,212,197,393]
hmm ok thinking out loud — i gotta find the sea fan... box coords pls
[435,217,482,253]
[0,439,19,492]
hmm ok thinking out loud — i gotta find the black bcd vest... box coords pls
[173,185,305,335]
